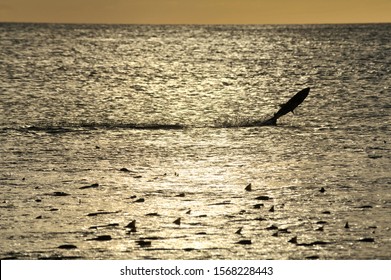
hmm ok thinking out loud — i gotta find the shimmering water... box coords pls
[0,23,390,260]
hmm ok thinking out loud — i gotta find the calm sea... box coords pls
[0,23,390,259]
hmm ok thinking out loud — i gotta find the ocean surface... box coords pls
[0,23,390,260]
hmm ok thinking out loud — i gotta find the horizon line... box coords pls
[2,20,391,26]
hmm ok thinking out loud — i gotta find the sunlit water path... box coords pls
[0,23,390,259]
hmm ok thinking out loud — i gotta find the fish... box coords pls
[262,87,310,125]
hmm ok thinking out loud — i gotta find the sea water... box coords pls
[0,23,390,259]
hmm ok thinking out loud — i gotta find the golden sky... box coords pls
[1,0,391,24]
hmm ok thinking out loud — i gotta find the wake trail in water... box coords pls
[2,116,275,134]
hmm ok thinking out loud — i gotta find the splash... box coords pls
[214,115,274,128]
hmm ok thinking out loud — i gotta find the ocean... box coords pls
[0,23,390,259]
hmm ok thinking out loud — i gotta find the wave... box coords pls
[2,122,185,134]
[1,116,275,134]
